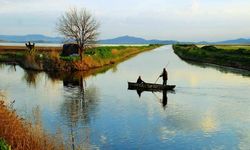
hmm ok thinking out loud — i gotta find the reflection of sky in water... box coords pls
[0,45,250,149]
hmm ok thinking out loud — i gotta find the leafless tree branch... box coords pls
[57,7,99,60]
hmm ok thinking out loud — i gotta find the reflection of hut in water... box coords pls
[63,76,83,88]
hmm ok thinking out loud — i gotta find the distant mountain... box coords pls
[1,34,250,45]
[99,36,250,45]
[0,39,7,43]
[98,35,178,44]
[0,34,63,43]
[214,38,250,44]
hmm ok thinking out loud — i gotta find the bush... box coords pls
[201,45,219,52]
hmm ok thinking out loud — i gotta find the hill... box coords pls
[98,35,178,44]
[1,34,250,45]
[215,38,250,44]
[0,34,63,43]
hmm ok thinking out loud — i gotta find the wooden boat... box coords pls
[128,82,176,91]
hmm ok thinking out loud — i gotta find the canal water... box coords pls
[1,45,250,149]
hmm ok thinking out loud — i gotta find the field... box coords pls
[173,44,250,71]
[0,44,161,72]
[196,45,250,51]
[0,45,61,52]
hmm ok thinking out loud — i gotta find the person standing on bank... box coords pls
[159,68,168,85]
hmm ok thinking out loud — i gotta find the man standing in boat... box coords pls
[159,68,168,85]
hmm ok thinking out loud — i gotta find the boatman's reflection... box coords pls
[136,90,143,98]
[135,89,168,109]
[162,90,168,109]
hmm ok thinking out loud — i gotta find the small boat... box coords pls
[128,82,176,91]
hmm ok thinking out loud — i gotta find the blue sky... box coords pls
[0,0,250,41]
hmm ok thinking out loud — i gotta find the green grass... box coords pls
[60,55,81,61]
[197,45,250,51]
[0,138,10,150]
[215,45,250,50]
[173,44,250,71]
[85,45,153,59]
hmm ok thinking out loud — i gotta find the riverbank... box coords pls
[0,44,161,72]
[173,44,250,71]
[0,45,61,52]
[0,100,64,150]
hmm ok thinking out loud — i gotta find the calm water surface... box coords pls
[1,45,250,149]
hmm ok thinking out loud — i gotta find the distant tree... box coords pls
[57,7,99,60]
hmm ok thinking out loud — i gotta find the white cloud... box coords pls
[0,0,250,41]
[191,0,200,13]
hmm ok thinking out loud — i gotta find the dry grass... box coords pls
[0,100,64,150]
[47,51,60,60]
[111,49,119,55]
[0,46,61,53]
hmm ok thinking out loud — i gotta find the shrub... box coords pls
[0,100,64,150]
[201,45,219,52]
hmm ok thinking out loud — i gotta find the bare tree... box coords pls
[57,8,99,60]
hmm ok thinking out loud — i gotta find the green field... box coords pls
[173,44,250,71]
[196,45,250,50]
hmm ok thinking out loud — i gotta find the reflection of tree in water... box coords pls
[22,70,40,87]
[0,90,6,101]
[0,63,5,69]
[45,64,117,86]
[0,63,16,72]
[60,76,100,149]
[61,86,99,125]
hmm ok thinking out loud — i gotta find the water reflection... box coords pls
[3,61,117,87]
[60,76,100,149]
[162,90,168,109]
[132,89,171,110]
[22,70,40,87]
[0,63,106,149]
[182,59,250,77]
[1,46,250,149]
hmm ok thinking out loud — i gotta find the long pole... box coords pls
[154,76,160,83]
[165,62,170,68]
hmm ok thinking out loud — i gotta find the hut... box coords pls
[61,43,79,56]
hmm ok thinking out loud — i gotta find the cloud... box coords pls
[191,0,200,13]
[0,0,69,14]
[0,0,250,41]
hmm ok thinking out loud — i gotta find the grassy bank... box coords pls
[0,45,61,52]
[0,44,161,72]
[0,100,64,150]
[173,44,250,71]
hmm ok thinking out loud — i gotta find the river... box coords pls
[0,45,250,149]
